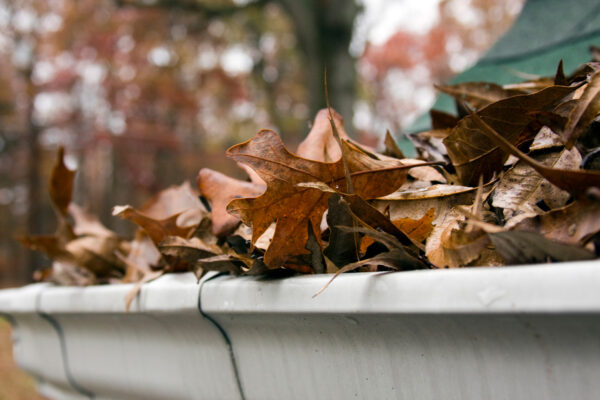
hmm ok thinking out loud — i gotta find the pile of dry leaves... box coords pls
[19,58,600,302]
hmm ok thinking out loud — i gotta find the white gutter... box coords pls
[1,261,600,399]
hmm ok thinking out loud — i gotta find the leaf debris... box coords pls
[20,56,600,297]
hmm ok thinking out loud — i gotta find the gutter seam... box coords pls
[198,273,246,400]
[35,290,95,399]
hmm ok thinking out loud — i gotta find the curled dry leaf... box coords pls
[409,129,450,163]
[139,181,206,219]
[19,147,128,283]
[17,235,71,263]
[562,70,600,148]
[430,109,459,130]
[296,108,350,162]
[47,260,96,286]
[65,236,127,278]
[113,205,196,245]
[158,236,223,273]
[119,232,161,283]
[491,147,581,220]
[426,208,470,268]
[195,254,247,278]
[158,236,222,262]
[401,159,446,183]
[444,85,576,186]
[49,146,76,217]
[383,131,405,159]
[512,200,600,245]
[69,203,117,238]
[435,82,520,110]
[197,168,265,237]
[373,184,486,243]
[124,270,165,312]
[529,126,565,151]
[469,108,600,195]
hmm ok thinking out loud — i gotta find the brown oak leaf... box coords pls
[226,129,414,268]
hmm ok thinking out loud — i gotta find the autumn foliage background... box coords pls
[0,0,525,287]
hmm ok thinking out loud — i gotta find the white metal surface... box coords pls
[1,261,600,400]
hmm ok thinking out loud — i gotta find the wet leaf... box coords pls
[444,85,576,186]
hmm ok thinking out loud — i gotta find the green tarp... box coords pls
[408,0,600,133]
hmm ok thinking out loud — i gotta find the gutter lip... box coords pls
[201,260,600,315]
[1,260,599,315]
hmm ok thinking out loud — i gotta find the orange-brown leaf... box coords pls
[394,207,435,243]
[360,207,435,253]
[113,205,195,244]
[49,147,75,216]
[296,108,350,162]
[197,168,265,237]
[139,181,206,220]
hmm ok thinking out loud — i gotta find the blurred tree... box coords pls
[0,0,524,285]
